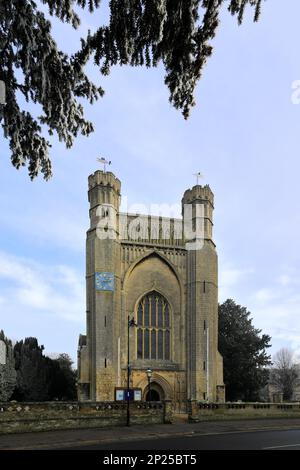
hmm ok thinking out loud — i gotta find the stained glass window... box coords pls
[158,330,163,359]
[165,304,169,327]
[151,294,156,326]
[137,328,143,359]
[138,302,143,325]
[144,296,149,326]
[151,330,156,359]
[144,329,150,358]
[158,298,163,327]
[136,291,171,361]
[165,330,170,360]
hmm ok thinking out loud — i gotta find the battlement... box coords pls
[88,170,121,214]
[88,171,121,193]
[182,185,214,207]
[119,213,185,247]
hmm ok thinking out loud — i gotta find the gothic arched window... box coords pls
[136,291,171,361]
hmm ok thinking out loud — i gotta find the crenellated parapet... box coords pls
[182,185,214,207]
[181,185,214,244]
[88,171,121,211]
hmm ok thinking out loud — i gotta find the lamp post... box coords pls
[126,315,137,427]
[146,368,152,402]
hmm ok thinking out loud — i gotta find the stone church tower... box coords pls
[78,170,224,407]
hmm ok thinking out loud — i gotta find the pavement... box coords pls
[1,417,300,450]
[71,429,300,450]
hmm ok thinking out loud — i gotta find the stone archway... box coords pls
[137,372,173,402]
[145,390,160,401]
[143,381,165,401]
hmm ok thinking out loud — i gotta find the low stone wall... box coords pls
[0,400,172,434]
[188,401,300,422]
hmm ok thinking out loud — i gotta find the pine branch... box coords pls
[0,0,264,179]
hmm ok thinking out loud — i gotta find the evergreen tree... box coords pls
[218,299,272,401]
[0,1,263,180]
[12,337,51,401]
[0,330,17,401]
[48,353,77,400]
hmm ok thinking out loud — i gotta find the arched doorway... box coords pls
[145,390,160,401]
[143,381,165,401]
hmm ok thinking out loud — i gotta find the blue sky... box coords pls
[1,0,300,363]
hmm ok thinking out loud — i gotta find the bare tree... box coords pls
[271,348,299,401]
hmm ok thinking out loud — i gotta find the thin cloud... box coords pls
[247,274,300,357]
[0,251,84,323]
[219,264,253,302]
[0,206,86,252]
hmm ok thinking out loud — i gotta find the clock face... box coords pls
[95,272,115,292]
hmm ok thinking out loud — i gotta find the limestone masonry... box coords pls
[78,170,224,409]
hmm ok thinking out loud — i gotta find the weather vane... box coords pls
[97,157,111,172]
[193,172,203,185]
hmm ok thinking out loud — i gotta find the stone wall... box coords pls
[0,400,172,435]
[188,401,300,422]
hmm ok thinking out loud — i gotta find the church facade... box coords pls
[78,170,224,408]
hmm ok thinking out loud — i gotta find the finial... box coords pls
[193,172,204,185]
[97,157,111,173]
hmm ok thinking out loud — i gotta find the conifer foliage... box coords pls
[0,330,17,401]
[13,337,51,401]
[0,1,263,179]
[218,299,271,401]
[12,337,77,401]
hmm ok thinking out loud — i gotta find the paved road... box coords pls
[2,419,300,450]
[64,429,300,450]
